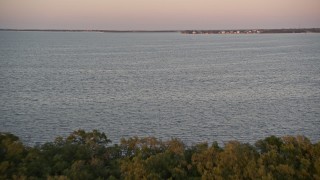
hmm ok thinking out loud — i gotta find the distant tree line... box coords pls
[1,130,320,179]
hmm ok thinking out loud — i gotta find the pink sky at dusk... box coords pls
[0,0,319,30]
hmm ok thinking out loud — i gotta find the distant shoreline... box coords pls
[181,28,320,34]
[1,28,320,34]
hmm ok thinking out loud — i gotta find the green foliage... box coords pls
[0,132,26,179]
[255,135,318,179]
[1,130,319,179]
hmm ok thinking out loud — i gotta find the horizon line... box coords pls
[1,27,320,32]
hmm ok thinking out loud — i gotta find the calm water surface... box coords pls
[0,31,319,145]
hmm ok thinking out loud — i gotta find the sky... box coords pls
[0,0,319,30]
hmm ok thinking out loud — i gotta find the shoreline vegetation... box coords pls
[1,28,320,34]
[1,130,319,179]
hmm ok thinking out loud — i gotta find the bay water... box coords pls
[0,31,319,145]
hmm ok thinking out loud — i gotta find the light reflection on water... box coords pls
[0,32,319,145]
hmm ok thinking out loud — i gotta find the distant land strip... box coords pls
[1,28,320,34]
[181,28,320,34]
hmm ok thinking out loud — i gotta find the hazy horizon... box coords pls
[1,0,320,30]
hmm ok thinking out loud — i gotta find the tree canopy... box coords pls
[1,130,319,179]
